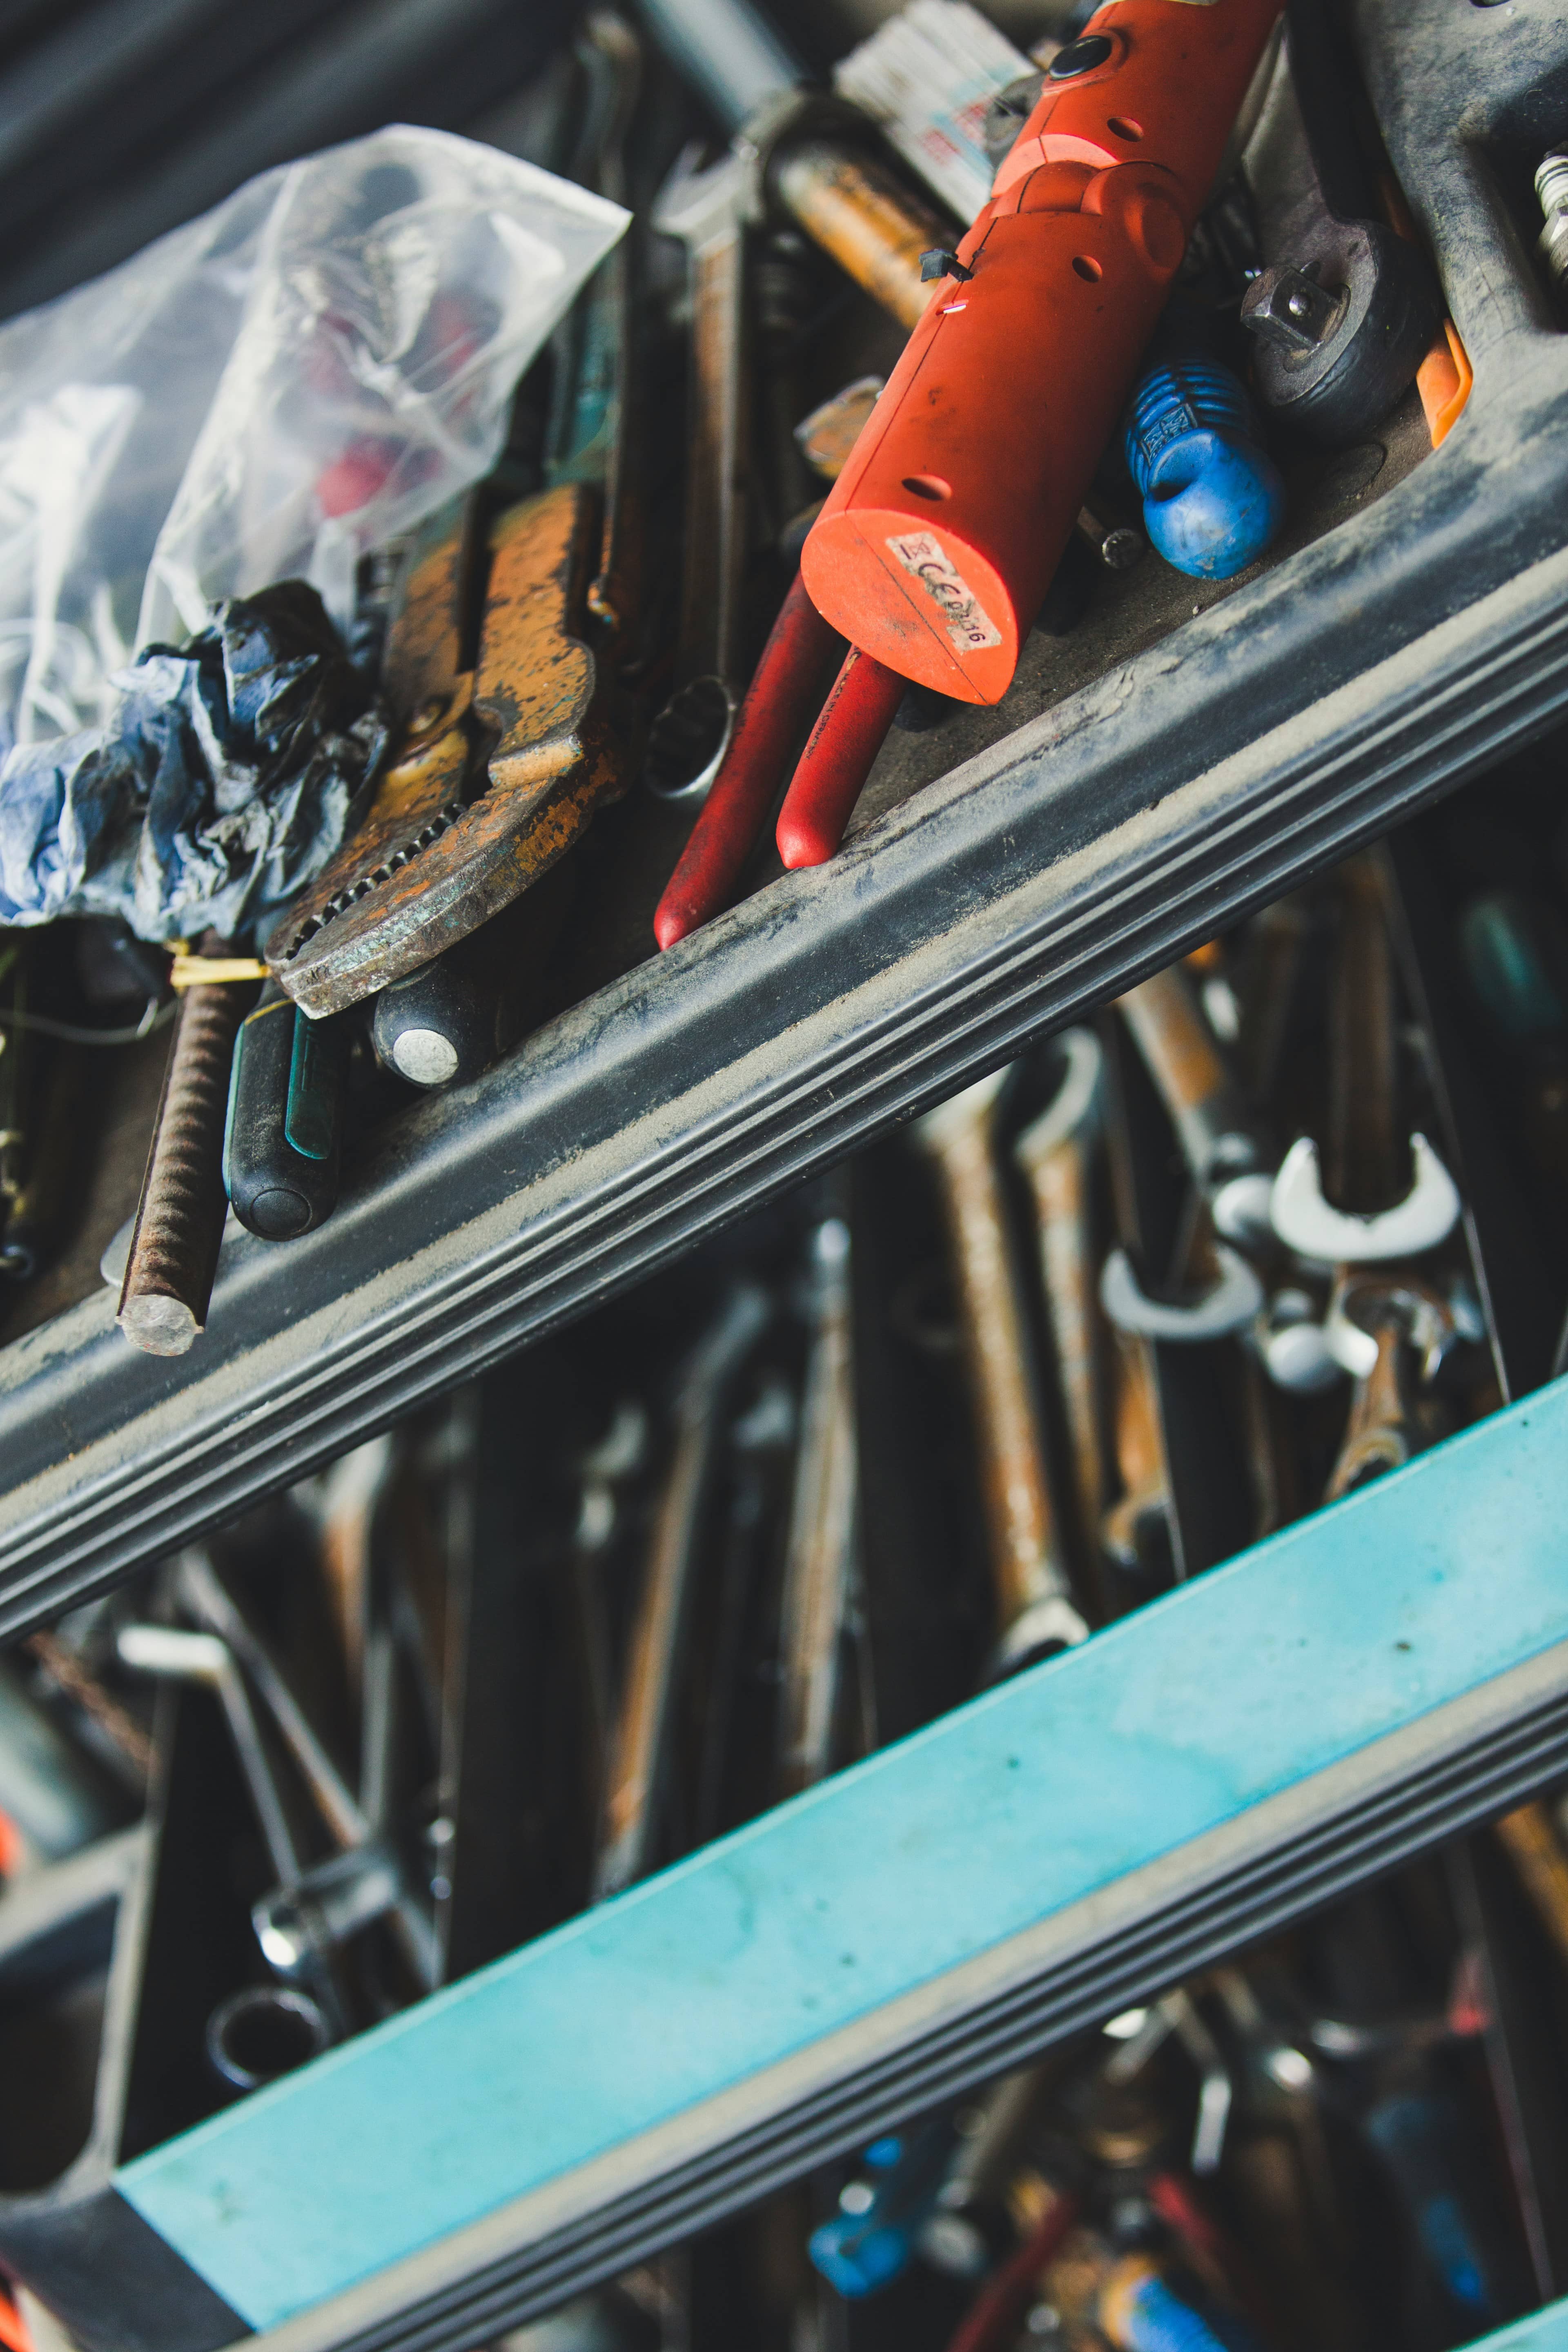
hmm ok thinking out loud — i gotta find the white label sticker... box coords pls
[886,530,1002,654]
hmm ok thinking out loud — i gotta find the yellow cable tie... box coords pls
[167,954,270,990]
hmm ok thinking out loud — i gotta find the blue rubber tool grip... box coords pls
[1126,356,1286,580]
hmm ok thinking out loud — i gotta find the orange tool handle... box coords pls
[800,0,1283,706]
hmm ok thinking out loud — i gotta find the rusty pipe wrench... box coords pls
[777,1211,860,1798]
[913,1071,1089,1672]
[1014,1029,1108,1571]
[269,479,632,1019]
[595,1282,770,1900]
[280,20,644,1069]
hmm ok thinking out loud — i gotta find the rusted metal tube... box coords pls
[773,140,940,330]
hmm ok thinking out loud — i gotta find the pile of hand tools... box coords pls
[6,0,1543,1365]
[3,1,1568,2343]
[4,728,1568,2343]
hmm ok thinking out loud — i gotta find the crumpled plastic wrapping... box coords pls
[0,585,389,943]
[0,122,626,940]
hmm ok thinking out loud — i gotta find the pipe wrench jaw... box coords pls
[267,483,627,1018]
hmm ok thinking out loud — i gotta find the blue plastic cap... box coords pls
[808,2214,913,2298]
[1139,429,1286,580]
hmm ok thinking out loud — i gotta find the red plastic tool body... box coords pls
[800,0,1283,705]
[655,575,842,946]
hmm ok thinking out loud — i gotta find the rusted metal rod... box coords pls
[118,934,256,1356]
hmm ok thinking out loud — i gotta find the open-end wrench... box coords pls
[1322,1271,1455,1501]
[1099,1009,1262,1579]
[566,1398,650,1828]
[596,1283,770,1899]
[1103,967,1271,1441]
[1270,856,1460,1265]
[1274,860,1468,1498]
[1100,1328,1172,1579]
[547,11,644,652]
[1116,963,1277,1253]
[913,1071,1089,1672]
[1014,1029,1107,1562]
[777,1213,859,1797]
[644,152,754,802]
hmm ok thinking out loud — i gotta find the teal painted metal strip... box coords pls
[1472,2303,1568,2350]
[121,1379,1568,2334]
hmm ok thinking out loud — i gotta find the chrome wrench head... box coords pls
[1268,1130,1461,1264]
[1099,1241,1264,1343]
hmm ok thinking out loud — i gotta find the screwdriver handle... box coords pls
[655,573,842,946]
[1125,349,1285,579]
[775,642,904,869]
[1098,2255,1264,2352]
[224,985,347,1240]
[801,0,1283,704]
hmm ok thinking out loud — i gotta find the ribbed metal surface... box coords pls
[118,977,250,1350]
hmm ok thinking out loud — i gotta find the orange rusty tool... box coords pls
[800,0,1284,707]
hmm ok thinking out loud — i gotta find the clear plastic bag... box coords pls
[0,124,628,757]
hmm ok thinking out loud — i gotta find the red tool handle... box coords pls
[775,643,905,869]
[943,2193,1080,2352]
[654,574,842,948]
[800,0,1282,706]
